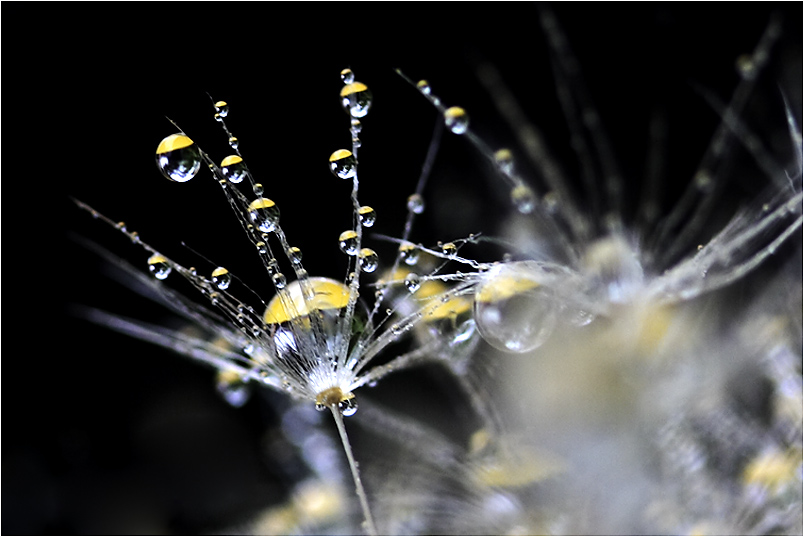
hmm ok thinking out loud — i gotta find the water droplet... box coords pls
[350,119,362,135]
[494,149,514,175]
[220,155,247,184]
[214,100,229,117]
[329,149,357,179]
[253,183,264,196]
[248,198,280,233]
[147,253,171,280]
[209,292,220,306]
[256,241,268,254]
[511,184,536,214]
[444,106,469,134]
[155,134,201,182]
[339,230,359,255]
[340,82,373,118]
[286,246,302,265]
[404,273,421,293]
[212,267,231,290]
[441,242,457,256]
[340,68,355,84]
[216,370,251,408]
[542,191,559,213]
[273,272,287,289]
[358,205,376,227]
[406,193,425,214]
[416,79,431,94]
[474,261,559,353]
[399,243,420,266]
[315,402,326,412]
[339,397,358,417]
[228,136,239,150]
[358,248,379,272]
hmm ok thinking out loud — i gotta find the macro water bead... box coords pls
[329,149,357,180]
[247,198,280,233]
[220,155,248,184]
[155,133,202,182]
[473,262,560,353]
[340,82,373,118]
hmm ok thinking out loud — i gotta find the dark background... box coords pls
[4,3,801,534]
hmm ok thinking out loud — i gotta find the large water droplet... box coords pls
[358,205,376,227]
[329,149,357,179]
[220,155,247,184]
[211,267,231,290]
[155,134,202,182]
[473,261,559,353]
[147,253,171,280]
[339,230,359,255]
[444,107,469,134]
[248,198,280,233]
[358,248,379,272]
[340,82,373,118]
[416,79,431,95]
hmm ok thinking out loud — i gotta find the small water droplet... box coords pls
[494,149,514,175]
[228,136,239,150]
[358,248,379,272]
[416,79,431,94]
[340,82,373,118]
[256,241,268,254]
[214,100,229,117]
[273,272,287,289]
[735,54,756,80]
[147,253,171,280]
[248,198,280,233]
[444,106,469,134]
[340,68,355,84]
[339,230,359,255]
[404,273,421,293]
[339,397,358,417]
[441,242,458,256]
[399,243,420,266]
[358,205,376,227]
[156,134,201,182]
[407,193,425,214]
[220,155,247,184]
[350,119,362,135]
[209,292,220,306]
[511,184,536,214]
[212,267,231,290]
[286,246,302,265]
[315,402,327,412]
[329,149,357,179]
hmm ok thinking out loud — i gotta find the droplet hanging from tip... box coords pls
[155,134,202,182]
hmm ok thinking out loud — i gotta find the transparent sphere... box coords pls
[155,134,201,182]
[340,82,373,118]
[474,261,559,353]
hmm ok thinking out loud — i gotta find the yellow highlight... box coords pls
[742,448,802,493]
[248,198,276,211]
[415,280,472,320]
[315,386,354,407]
[221,155,242,167]
[329,149,352,162]
[476,273,540,303]
[155,133,194,154]
[264,277,350,324]
[340,82,368,97]
[444,106,466,120]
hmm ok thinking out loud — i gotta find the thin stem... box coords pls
[330,406,377,536]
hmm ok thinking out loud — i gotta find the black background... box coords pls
[4,2,802,534]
